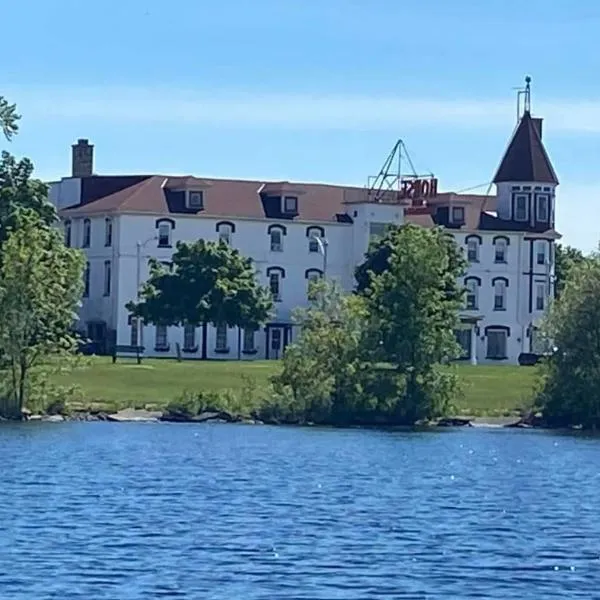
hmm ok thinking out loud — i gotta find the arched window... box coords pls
[155,218,175,248]
[267,266,285,302]
[305,268,323,299]
[104,218,113,247]
[464,276,481,310]
[492,277,509,310]
[465,235,481,263]
[216,221,235,245]
[306,226,325,253]
[493,236,510,263]
[268,224,286,252]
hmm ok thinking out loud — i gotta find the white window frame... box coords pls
[535,283,546,311]
[188,190,204,209]
[466,239,479,262]
[536,194,550,221]
[514,194,529,221]
[243,328,256,353]
[465,279,478,310]
[82,218,91,248]
[215,323,228,351]
[103,260,111,297]
[451,206,465,224]
[270,229,283,252]
[284,196,298,213]
[486,329,508,359]
[493,279,506,311]
[183,324,196,350]
[269,271,282,302]
[217,223,232,245]
[494,238,508,263]
[104,217,113,247]
[536,241,546,266]
[158,222,171,248]
[155,324,168,349]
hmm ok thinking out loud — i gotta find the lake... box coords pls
[0,423,598,599]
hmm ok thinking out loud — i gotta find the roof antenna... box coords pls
[515,75,532,121]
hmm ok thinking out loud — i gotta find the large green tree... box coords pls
[537,251,600,429]
[0,151,57,253]
[0,96,20,141]
[554,243,586,298]
[0,213,85,418]
[128,239,274,359]
[357,224,466,423]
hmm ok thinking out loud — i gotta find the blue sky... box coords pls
[2,0,600,250]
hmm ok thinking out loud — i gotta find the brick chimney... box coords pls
[71,138,94,177]
[532,117,543,139]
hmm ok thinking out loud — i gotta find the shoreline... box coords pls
[3,408,552,431]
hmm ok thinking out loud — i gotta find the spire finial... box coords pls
[524,75,531,113]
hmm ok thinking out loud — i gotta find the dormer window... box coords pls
[514,194,528,221]
[451,206,465,225]
[536,194,549,221]
[283,196,298,214]
[187,190,204,209]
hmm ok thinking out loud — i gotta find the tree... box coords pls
[0,151,57,254]
[0,213,85,418]
[537,251,600,429]
[272,279,375,424]
[554,244,586,298]
[128,239,274,359]
[356,224,466,423]
[0,96,20,141]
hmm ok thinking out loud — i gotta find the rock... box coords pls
[437,417,473,427]
[160,409,236,423]
[28,414,43,421]
[106,408,162,422]
[41,415,65,423]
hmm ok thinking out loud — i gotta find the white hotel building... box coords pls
[49,106,559,365]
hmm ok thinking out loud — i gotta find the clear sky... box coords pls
[2,0,599,250]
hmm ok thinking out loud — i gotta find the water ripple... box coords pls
[0,423,599,598]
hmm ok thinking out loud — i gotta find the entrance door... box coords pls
[87,321,108,354]
[269,327,283,360]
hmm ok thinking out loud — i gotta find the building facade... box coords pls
[49,105,559,365]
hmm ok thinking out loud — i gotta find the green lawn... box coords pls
[52,357,538,416]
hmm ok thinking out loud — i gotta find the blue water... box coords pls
[0,423,599,599]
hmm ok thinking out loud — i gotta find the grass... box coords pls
[50,357,539,417]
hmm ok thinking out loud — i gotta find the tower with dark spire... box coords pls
[493,77,558,230]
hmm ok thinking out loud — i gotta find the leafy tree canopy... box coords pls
[0,151,57,252]
[0,212,85,418]
[554,243,586,298]
[537,251,600,429]
[0,96,20,141]
[128,239,274,332]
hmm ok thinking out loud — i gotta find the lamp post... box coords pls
[311,235,329,277]
[135,235,158,349]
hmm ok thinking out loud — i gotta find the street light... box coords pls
[135,235,158,349]
[311,235,329,276]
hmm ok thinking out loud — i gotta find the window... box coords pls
[514,194,528,221]
[269,271,282,301]
[158,222,171,247]
[104,218,112,247]
[451,206,465,224]
[465,279,479,310]
[466,238,479,262]
[284,196,298,213]
[83,262,90,297]
[243,328,256,353]
[217,223,233,245]
[155,324,168,350]
[130,318,139,347]
[494,238,508,263]
[455,329,471,359]
[535,283,546,311]
[486,329,508,359]
[307,227,324,253]
[188,191,204,209]
[103,260,111,296]
[493,279,507,310]
[536,241,546,265]
[64,220,72,247]
[270,229,283,252]
[369,222,387,241]
[215,323,228,351]
[183,324,196,350]
[271,328,282,351]
[536,194,549,221]
[82,218,91,248]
